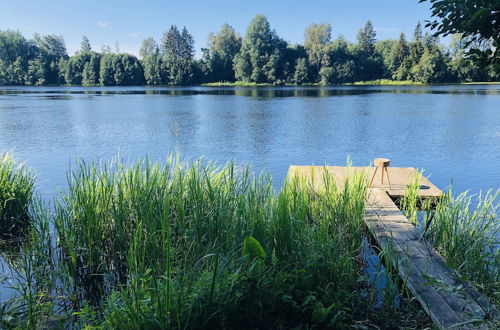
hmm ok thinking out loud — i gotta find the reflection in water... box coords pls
[1,85,500,99]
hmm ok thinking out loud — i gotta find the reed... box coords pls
[0,153,35,237]
[0,156,438,328]
[425,189,499,301]
[3,156,395,328]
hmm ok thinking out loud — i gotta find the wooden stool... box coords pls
[369,158,392,189]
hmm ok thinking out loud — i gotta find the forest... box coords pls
[0,14,498,86]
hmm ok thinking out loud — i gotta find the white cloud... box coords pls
[129,33,139,38]
[97,21,109,28]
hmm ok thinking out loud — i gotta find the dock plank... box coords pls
[287,165,443,199]
[366,188,496,329]
[287,166,498,329]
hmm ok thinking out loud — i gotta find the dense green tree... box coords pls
[37,34,67,58]
[0,30,37,85]
[354,21,382,81]
[0,17,495,86]
[388,33,411,80]
[35,34,67,84]
[99,54,115,85]
[411,47,449,83]
[99,53,143,86]
[234,15,286,83]
[161,25,195,84]
[293,57,309,84]
[409,22,425,66]
[64,53,91,85]
[142,53,164,85]
[375,39,398,78]
[357,20,376,57]
[281,44,307,83]
[304,23,331,80]
[25,57,46,85]
[202,24,242,82]
[139,37,159,58]
[82,53,101,85]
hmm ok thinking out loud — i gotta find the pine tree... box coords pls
[357,20,376,57]
[81,36,91,53]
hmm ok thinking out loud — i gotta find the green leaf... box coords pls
[242,235,266,259]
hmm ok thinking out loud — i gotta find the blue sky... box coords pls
[0,0,435,57]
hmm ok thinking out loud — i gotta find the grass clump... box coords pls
[399,172,499,304]
[352,79,423,86]
[0,153,35,237]
[425,189,499,302]
[0,157,433,329]
[202,81,274,87]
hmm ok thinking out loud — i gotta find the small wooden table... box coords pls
[369,158,392,189]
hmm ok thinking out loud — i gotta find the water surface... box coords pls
[1,84,499,302]
[0,85,498,196]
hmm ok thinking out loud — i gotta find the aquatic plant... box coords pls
[0,153,35,237]
[425,189,500,302]
[0,157,441,328]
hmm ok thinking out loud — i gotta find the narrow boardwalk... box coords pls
[288,166,498,329]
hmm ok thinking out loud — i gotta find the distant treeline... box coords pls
[0,15,498,86]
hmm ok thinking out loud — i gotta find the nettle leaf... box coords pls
[242,235,266,259]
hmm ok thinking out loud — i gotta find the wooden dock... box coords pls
[288,165,498,329]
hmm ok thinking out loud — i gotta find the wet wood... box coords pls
[287,166,498,329]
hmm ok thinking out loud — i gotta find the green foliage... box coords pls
[82,53,101,85]
[202,24,242,82]
[160,25,195,84]
[98,53,144,86]
[242,235,266,260]
[142,53,164,85]
[420,0,500,64]
[293,57,309,84]
[80,36,92,53]
[425,189,500,302]
[234,15,287,83]
[0,156,402,328]
[357,20,376,57]
[139,37,158,59]
[0,14,498,86]
[304,23,332,80]
[0,153,35,235]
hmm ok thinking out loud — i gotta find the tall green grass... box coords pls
[3,157,395,328]
[425,189,499,302]
[352,79,423,86]
[399,172,499,303]
[0,153,35,237]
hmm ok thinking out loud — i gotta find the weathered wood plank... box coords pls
[366,188,498,329]
[287,165,443,199]
[287,165,498,329]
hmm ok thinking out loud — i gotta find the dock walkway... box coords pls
[288,165,498,329]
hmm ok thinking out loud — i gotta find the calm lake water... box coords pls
[1,85,499,302]
[0,85,499,196]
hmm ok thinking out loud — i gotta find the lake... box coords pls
[1,85,499,302]
[0,85,499,197]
